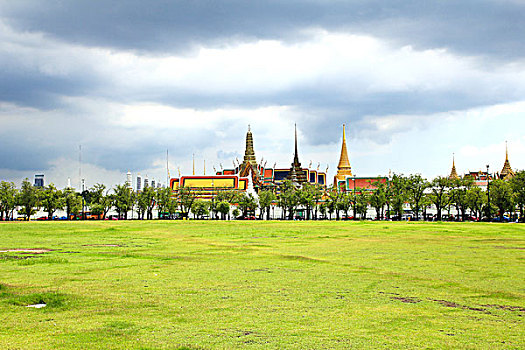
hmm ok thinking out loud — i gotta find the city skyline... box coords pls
[1,1,524,188]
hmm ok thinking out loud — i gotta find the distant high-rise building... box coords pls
[157,182,161,188]
[151,180,156,188]
[136,174,142,192]
[144,176,149,188]
[34,174,44,188]
[67,177,71,189]
[126,171,132,189]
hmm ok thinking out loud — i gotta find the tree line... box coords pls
[1,170,524,221]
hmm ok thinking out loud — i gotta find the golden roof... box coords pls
[500,142,515,180]
[449,154,459,180]
[240,125,257,170]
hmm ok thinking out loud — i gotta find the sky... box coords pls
[1,0,525,190]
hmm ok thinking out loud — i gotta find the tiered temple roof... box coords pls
[287,124,307,184]
[449,154,459,180]
[500,142,515,180]
[239,125,258,177]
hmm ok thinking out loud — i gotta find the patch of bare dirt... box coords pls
[247,268,272,273]
[493,246,525,250]
[0,255,34,260]
[483,304,525,312]
[0,248,52,254]
[391,296,421,304]
[430,299,490,313]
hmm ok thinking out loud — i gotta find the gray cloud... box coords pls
[2,0,524,60]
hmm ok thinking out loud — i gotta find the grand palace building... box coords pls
[169,123,517,205]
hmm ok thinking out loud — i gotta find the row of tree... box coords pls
[1,171,524,221]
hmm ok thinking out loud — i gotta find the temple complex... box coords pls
[171,125,327,199]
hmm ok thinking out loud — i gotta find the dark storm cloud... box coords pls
[1,0,524,60]
[0,68,98,110]
[0,134,58,171]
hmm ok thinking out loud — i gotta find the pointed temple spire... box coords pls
[293,123,300,165]
[500,141,515,180]
[449,154,459,180]
[287,124,307,184]
[239,125,259,178]
[334,124,353,185]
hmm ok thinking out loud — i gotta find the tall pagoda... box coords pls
[500,142,515,180]
[238,125,259,177]
[334,124,353,185]
[449,154,459,180]
[287,124,307,184]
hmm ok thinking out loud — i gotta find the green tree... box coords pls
[113,184,134,219]
[216,201,231,220]
[369,181,387,220]
[0,181,17,220]
[41,184,64,219]
[510,170,525,222]
[465,186,485,220]
[63,187,82,219]
[490,179,514,221]
[232,208,240,219]
[89,184,113,219]
[156,187,174,219]
[297,183,316,220]
[406,174,429,221]
[258,190,276,220]
[136,189,148,219]
[278,180,299,220]
[355,190,369,219]
[449,177,474,221]
[18,178,40,220]
[146,188,157,220]
[238,193,258,218]
[390,174,408,220]
[215,190,239,220]
[338,192,352,219]
[318,202,327,219]
[311,184,324,220]
[326,186,341,220]
[192,200,209,219]
[430,177,450,221]
[421,193,433,221]
[382,179,394,220]
[176,186,196,219]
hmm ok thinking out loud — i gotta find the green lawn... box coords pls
[0,221,524,349]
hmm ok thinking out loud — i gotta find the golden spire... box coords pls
[500,141,515,180]
[334,124,353,184]
[192,154,195,175]
[449,154,459,180]
[240,125,257,170]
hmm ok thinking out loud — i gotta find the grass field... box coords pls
[0,221,524,349]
